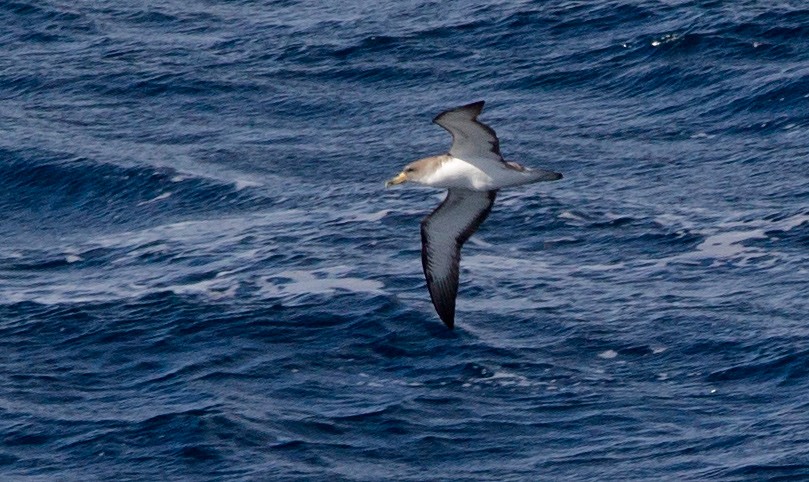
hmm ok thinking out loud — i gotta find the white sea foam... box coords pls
[65,254,83,263]
[136,192,172,206]
[164,277,239,299]
[559,210,587,222]
[651,33,679,47]
[170,173,195,182]
[653,213,808,268]
[234,179,262,190]
[257,268,385,299]
[479,369,534,387]
[347,210,389,223]
[463,253,552,274]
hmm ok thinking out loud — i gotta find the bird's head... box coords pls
[385,158,436,187]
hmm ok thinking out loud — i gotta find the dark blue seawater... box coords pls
[2,1,808,479]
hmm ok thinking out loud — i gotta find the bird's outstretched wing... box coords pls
[433,101,506,169]
[420,188,497,328]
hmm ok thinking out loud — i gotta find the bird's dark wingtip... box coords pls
[436,306,455,329]
[432,100,486,123]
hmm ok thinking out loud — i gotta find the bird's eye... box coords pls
[405,167,415,173]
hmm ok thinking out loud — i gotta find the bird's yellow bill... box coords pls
[385,172,407,187]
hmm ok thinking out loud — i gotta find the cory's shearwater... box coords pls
[386,100,563,329]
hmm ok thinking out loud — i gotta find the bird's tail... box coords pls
[526,167,563,182]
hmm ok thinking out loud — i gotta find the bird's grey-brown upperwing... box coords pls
[432,100,508,172]
[420,188,497,328]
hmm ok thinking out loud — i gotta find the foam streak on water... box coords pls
[1,1,808,480]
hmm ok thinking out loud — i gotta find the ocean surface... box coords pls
[2,0,808,480]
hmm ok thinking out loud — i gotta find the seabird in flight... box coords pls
[386,101,563,329]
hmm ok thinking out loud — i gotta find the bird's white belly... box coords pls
[420,158,495,190]
[419,157,535,190]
